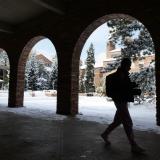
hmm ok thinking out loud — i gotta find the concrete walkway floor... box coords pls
[0,111,160,160]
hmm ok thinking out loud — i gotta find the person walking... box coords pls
[101,58,145,154]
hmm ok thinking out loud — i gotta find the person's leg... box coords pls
[115,102,145,153]
[102,110,121,136]
[101,109,121,144]
[114,102,136,145]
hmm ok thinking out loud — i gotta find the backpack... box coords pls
[105,73,116,97]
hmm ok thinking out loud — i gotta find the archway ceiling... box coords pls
[0,0,159,34]
[0,0,65,33]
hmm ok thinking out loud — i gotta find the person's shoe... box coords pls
[101,134,111,145]
[131,144,145,154]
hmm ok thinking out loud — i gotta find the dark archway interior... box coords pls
[0,0,160,125]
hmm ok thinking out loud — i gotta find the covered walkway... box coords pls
[0,111,159,160]
[0,1,160,159]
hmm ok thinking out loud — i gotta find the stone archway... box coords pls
[16,36,46,106]
[71,14,156,117]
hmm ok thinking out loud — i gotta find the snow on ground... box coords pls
[0,91,66,121]
[78,96,160,133]
[0,91,160,134]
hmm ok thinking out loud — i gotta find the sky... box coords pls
[32,39,57,61]
[32,23,109,63]
[81,23,109,65]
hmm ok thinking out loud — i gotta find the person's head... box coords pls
[120,58,131,72]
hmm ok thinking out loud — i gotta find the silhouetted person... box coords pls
[101,58,145,154]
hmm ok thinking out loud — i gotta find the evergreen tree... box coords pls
[0,50,9,89]
[107,18,154,59]
[36,60,50,90]
[130,61,155,103]
[79,76,85,93]
[0,50,9,66]
[106,19,155,103]
[105,55,121,72]
[79,60,85,93]
[25,59,30,90]
[49,55,58,90]
[26,52,39,91]
[25,50,58,91]
[37,76,48,90]
[84,43,95,93]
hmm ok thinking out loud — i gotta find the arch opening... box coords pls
[18,36,58,114]
[0,49,9,107]
[73,14,157,130]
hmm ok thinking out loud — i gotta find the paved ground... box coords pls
[0,111,160,160]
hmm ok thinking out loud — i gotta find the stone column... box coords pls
[8,52,24,107]
[56,50,72,115]
[155,41,160,126]
[55,34,75,115]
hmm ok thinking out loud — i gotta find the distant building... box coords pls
[94,67,104,88]
[36,54,53,67]
[106,41,121,58]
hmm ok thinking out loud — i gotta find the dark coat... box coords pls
[106,67,135,102]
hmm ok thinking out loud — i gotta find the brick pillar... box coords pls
[155,42,160,126]
[70,15,119,115]
[54,30,80,115]
[8,36,44,107]
[8,54,24,107]
[56,49,72,115]
[71,58,79,115]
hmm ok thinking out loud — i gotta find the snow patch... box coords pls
[0,95,160,134]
